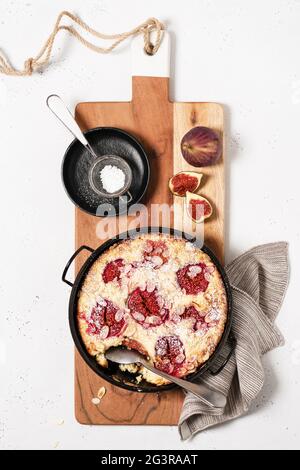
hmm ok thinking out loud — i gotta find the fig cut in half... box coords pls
[169,171,202,197]
[186,191,213,223]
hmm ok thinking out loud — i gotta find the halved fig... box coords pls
[186,191,213,223]
[169,171,203,197]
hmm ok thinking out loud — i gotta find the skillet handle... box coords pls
[62,245,94,287]
[208,335,236,376]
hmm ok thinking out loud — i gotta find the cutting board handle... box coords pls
[131,32,171,103]
[131,31,170,79]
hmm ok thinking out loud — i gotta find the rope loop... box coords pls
[0,12,165,76]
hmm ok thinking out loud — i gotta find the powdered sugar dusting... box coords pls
[100,165,125,193]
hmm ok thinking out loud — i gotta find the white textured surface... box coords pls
[0,0,299,451]
[131,32,170,77]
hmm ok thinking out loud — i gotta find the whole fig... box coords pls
[181,126,222,167]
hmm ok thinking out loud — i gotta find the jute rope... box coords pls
[0,11,164,76]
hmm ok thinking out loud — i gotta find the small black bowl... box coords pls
[61,127,150,216]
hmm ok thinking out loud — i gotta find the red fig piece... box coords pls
[181,126,222,167]
[102,259,124,283]
[143,240,168,267]
[186,191,213,223]
[176,263,210,295]
[85,300,126,338]
[154,335,186,376]
[169,171,202,197]
[127,287,168,328]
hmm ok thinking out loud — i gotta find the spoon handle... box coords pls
[46,95,88,144]
[46,94,98,159]
[139,358,226,408]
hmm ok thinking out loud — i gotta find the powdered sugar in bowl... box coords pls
[61,127,150,216]
[89,155,133,200]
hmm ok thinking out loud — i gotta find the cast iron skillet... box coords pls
[62,127,150,217]
[62,227,235,393]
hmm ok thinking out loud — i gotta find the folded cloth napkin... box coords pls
[179,242,289,440]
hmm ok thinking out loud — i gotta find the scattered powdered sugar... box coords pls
[100,165,125,193]
[205,308,220,322]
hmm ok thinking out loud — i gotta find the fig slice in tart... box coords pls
[182,305,209,333]
[176,262,211,294]
[155,335,186,376]
[143,240,169,268]
[102,259,124,283]
[83,299,126,338]
[127,287,168,328]
[182,304,220,333]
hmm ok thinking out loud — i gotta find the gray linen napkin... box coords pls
[179,242,289,440]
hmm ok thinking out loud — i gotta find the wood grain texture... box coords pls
[74,77,224,425]
[173,103,224,263]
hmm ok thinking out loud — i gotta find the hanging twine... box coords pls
[0,11,164,76]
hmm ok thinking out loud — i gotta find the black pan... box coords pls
[62,127,150,217]
[62,227,235,393]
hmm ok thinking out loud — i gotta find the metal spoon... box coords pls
[46,94,133,200]
[46,94,99,160]
[105,348,227,408]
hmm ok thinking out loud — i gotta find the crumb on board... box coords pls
[91,397,101,405]
[97,386,106,399]
[91,386,106,405]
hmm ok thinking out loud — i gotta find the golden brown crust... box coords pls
[77,233,228,385]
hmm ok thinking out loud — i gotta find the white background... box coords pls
[0,0,299,450]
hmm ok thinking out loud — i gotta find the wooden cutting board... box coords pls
[73,33,224,425]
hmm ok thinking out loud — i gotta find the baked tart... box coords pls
[77,233,228,385]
